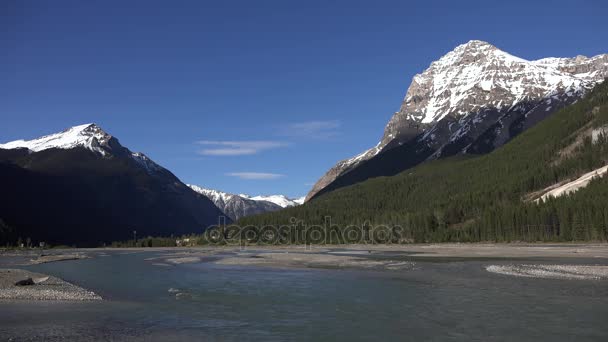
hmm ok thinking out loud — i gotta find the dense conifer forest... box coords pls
[239,81,608,242]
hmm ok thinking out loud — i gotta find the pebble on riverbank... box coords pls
[0,269,101,301]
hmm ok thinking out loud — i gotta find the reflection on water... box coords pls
[1,250,607,341]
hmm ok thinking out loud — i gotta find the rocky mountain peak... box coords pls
[305,41,608,202]
[187,185,297,221]
[0,123,114,155]
[0,123,165,175]
[437,40,500,64]
[380,42,608,150]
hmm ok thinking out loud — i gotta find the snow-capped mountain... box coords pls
[188,185,282,220]
[306,40,608,201]
[0,124,226,245]
[246,194,305,208]
[0,123,162,174]
[0,123,112,154]
[188,185,304,220]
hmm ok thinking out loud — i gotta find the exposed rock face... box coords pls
[306,40,608,201]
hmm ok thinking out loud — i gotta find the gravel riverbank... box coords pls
[0,269,101,301]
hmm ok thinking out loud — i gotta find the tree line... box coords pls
[238,80,608,243]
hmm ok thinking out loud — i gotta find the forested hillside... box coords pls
[240,80,608,242]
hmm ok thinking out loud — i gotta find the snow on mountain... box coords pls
[0,124,304,220]
[188,185,239,208]
[0,125,229,244]
[394,40,593,126]
[0,123,112,155]
[378,40,606,153]
[0,123,163,175]
[306,40,608,201]
[249,194,303,208]
[187,185,303,220]
[131,152,162,173]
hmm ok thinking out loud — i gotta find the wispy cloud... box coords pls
[278,120,341,139]
[225,172,285,180]
[197,140,287,156]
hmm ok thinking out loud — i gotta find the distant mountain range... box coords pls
[246,194,305,208]
[0,123,304,245]
[306,40,608,201]
[188,185,304,221]
[0,124,227,246]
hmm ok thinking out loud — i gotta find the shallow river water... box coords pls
[1,250,607,341]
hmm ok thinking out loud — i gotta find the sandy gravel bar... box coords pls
[165,256,203,264]
[486,264,608,280]
[0,269,101,301]
[29,253,90,265]
[216,252,416,270]
[147,243,608,259]
[316,243,608,259]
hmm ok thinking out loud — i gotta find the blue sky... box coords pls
[1,0,607,198]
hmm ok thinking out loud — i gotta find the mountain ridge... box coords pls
[188,185,303,221]
[306,40,608,201]
[240,80,608,242]
[0,124,227,246]
[0,123,164,174]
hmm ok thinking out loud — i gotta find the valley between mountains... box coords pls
[1,40,607,246]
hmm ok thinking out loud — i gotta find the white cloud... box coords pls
[197,140,287,156]
[225,172,285,180]
[278,120,341,139]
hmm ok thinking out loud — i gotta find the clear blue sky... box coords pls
[1,0,607,198]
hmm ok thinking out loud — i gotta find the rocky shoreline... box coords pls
[0,269,101,301]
